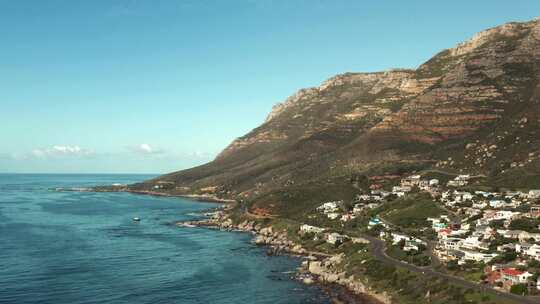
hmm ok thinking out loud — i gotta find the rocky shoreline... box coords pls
[87,187,237,204]
[178,211,392,304]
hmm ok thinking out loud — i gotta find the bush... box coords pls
[364,259,396,280]
[509,218,540,233]
[382,194,445,228]
[510,283,528,295]
[447,260,459,271]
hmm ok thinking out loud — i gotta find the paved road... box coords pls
[361,234,540,304]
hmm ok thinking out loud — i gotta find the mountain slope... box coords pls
[132,18,540,218]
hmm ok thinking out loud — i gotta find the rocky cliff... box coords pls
[133,18,540,218]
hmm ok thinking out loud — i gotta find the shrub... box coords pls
[510,283,528,295]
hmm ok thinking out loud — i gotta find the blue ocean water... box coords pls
[0,174,329,304]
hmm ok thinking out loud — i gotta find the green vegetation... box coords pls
[343,254,517,304]
[508,218,540,233]
[381,194,446,229]
[447,261,485,283]
[510,283,528,296]
[386,243,431,266]
[489,251,517,265]
[253,176,359,220]
[415,49,454,78]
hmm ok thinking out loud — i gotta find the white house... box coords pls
[501,268,533,285]
[494,210,518,220]
[317,201,341,213]
[472,201,487,209]
[529,190,540,199]
[326,233,349,245]
[447,175,470,187]
[390,233,411,245]
[392,186,412,194]
[441,238,463,250]
[448,180,468,187]
[299,224,325,234]
[461,249,497,263]
[403,240,424,252]
[429,179,440,186]
[515,242,532,253]
[454,191,474,202]
[457,174,471,181]
[461,236,482,250]
[326,212,340,220]
[401,175,421,187]
[475,191,493,198]
[519,231,540,242]
[489,200,506,208]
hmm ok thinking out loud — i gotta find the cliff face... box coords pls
[373,20,540,144]
[136,18,540,216]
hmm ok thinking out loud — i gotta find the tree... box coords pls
[489,251,517,264]
[509,218,540,232]
[417,243,427,252]
[510,283,528,295]
[447,260,459,271]
[489,219,505,229]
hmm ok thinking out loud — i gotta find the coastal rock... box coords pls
[306,257,392,304]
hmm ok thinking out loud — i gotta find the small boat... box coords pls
[132,217,141,222]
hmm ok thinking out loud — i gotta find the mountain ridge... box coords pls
[131,17,540,218]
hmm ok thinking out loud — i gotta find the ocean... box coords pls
[0,174,330,304]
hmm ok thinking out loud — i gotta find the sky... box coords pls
[1,0,540,174]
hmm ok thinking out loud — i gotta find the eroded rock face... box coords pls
[219,19,540,159]
[218,69,437,160]
[449,22,531,57]
[371,19,540,144]
[305,255,392,304]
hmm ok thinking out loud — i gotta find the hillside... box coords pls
[131,18,540,220]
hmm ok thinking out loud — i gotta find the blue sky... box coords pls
[1,1,539,174]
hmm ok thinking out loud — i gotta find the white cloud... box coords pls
[186,151,211,159]
[30,145,94,159]
[128,143,164,155]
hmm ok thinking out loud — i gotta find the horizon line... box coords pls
[0,172,161,175]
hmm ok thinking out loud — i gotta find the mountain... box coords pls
[131,18,540,219]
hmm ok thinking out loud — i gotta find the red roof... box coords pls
[438,228,452,234]
[502,268,524,277]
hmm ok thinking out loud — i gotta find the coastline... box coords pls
[178,210,392,304]
[85,187,390,303]
[75,187,237,204]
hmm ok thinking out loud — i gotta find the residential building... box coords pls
[501,268,532,287]
[299,224,325,234]
[529,190,540,199]
[326,233,349,245]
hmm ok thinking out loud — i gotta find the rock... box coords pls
[253,235,267,245]
[221,218,233,228]
[292,244,303,253]
[308,261,325,276]
[259,226,273,236]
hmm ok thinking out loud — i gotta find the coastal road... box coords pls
[361,234,540,304]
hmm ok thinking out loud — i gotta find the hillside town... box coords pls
[300,173,540,296]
